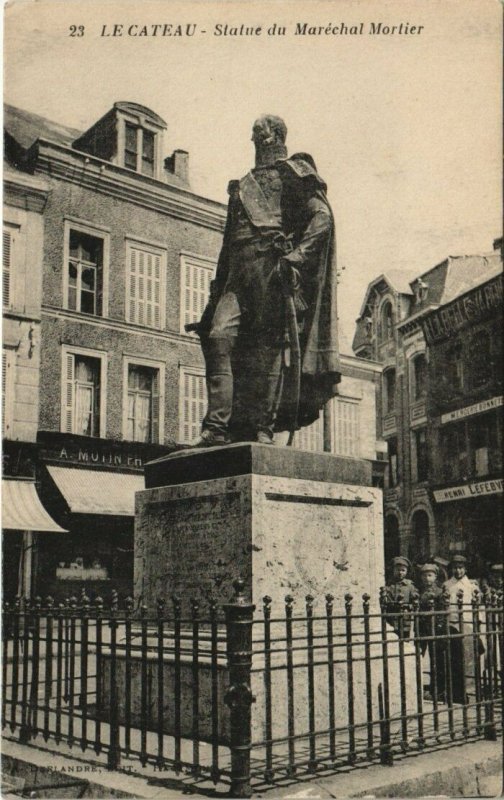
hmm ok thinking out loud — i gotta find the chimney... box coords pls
[164,149,189,186]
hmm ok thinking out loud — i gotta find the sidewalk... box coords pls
[2,736,502,798]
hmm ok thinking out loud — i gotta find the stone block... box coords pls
[135,443,383,610]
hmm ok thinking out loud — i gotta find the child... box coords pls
[418,563,447,702]
[384,556,418,637]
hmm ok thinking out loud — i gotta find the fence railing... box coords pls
[2,581,502,797]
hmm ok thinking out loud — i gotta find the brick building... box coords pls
[4,101,226,599]
[421,265,503,578]
[353,250,502,573]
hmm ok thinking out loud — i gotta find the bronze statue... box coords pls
[191,115,341,446]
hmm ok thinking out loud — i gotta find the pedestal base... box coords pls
[134,443,384,610]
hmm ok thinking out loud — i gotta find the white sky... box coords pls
[4,0,502,345]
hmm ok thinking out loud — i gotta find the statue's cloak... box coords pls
[202,153,341,438]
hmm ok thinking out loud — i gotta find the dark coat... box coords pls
[201,153,341,435]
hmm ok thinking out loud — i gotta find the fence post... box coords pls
[107,590,121,770]
[224,578,255,799]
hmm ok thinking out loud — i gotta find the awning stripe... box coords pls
[2,480,67,533]
[47,466,144,516]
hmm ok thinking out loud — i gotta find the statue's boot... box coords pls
[194,336,233,447]
[255,345,284,444]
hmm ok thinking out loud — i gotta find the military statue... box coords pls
[190,115,341,446]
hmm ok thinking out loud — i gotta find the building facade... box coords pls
[2,160,66,601]
[353,251,502,573]
[421,269,503,578]
[4,101,226,600]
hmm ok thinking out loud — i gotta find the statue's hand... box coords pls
[278,259,301,291]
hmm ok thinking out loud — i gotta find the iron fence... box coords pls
[1,581,502,798]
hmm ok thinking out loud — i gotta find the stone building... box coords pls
[2,157,66,601]
[420,263,503,578]
[3,101,226,599]
[353,251,502,573]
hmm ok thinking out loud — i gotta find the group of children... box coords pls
[384,554,484,703]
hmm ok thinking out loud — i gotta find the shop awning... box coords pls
[2,479,67,532]
[47,466,144,516]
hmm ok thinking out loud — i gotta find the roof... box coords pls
[435,253,502,305]
[357,268,417,318]
[4,103,82,150]
[382,269,417,295]
[2,479,67,532]
[114,102,166,128]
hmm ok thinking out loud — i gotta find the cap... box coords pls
[450,555,467,565]
[433,555,449,567]
[392,556,410,569]
[420,563,438,574]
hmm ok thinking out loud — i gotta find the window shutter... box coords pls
[3,228,12,307]
[293,415,323,452]
[333,399,360,457]
[128,245,163,329]
[64,353,75,433]
[181,370,206,443]
[151,370,160,443]
[182,258,216,332]
[2,351,7,433]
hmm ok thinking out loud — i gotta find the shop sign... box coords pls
[434,478,503,503]
[57,446,143,468]
[441,395,503,425]
[422,273,503,344]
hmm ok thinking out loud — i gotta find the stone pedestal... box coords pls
[100,444,419,748]
[134,443,384,610]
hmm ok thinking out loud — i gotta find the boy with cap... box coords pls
[384,556,419,637]
[443,555,481,703]
[418,563,447,702]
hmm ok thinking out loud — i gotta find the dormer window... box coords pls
[73,102,166,180]
[124,122,155,176]
[414,278,429,304]
[380,300,394,342]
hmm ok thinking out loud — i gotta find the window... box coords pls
[387,437,399,487]
[410,510,430,563]
[179,367,206,444]
[469,416,490,477]
[446,343,464,391]
[63,221,109,316]
[380,300,394,341]
[413,428,428,482]
[68,230,103,314]
[383,368,396,414]
[126,241,166,329]
[62,348,106,437]
[411,353,427,401]
[470,332,491,389]
[333,398,360,457]
[126,364,160,443]
[441,424,467,482]
[3,226,15,308]
[124,123,156,176]
[293,416,324,452]
[180,254,217,334]
[2,348,15,437]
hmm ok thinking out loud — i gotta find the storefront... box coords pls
[432,479,503,580]
[35,432,171,601]
[2,477,67,603]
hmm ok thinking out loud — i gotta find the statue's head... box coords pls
[251,115,287,147]
[251,115,288,165]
